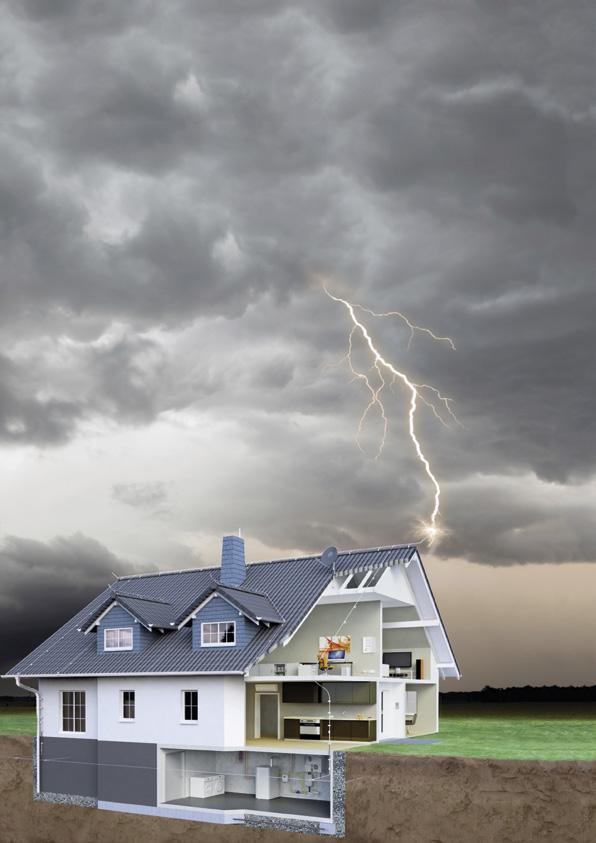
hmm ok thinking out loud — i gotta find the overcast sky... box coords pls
[1,1,595,692]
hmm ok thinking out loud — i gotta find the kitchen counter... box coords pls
[282,715,375,720]
[283,716,377,742]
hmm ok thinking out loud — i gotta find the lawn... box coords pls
[354,704,596,761]
[0,707,36,737]
[2,703,595,761]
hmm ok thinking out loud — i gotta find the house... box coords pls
[4,536,459,836]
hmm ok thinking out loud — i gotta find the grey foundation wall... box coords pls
[40,736,98,799]
[40,737,157,807]
[98,741,157,806]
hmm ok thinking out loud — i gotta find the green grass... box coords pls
[2,703,595,760]
[0,707,36,736]
[355,704,596,761]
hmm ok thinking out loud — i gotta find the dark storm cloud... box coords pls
[0,353,81,445]
[0,533,134,677]
[0,330,172,446]
[0,0,594,565]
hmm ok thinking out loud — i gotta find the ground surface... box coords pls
[1,735,596,843]
[3,704,595,760]
[357,703,596,761]
[0,707,36,736]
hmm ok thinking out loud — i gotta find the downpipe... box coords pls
[16,676,40,794]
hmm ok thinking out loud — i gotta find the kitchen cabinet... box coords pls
[321,682,376,705]
[283,717,376,742]
[282,682,319,703]
[319,718,377,742]
[283,718,300,739]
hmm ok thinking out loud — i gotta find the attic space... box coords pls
[160,748,331,819]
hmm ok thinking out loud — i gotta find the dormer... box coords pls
[94,603,154,654]
[176,535,284,650]
[80,590,174,654]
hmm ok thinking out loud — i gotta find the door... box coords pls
[256,693,279,739]
[379,683,406,740]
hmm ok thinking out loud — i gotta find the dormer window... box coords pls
[201,621,235,647]
[104,627,133,651]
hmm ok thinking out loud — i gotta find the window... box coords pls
[182,690,198,722]
[121,690,135,720]
[344,570,370,589]
[104,627,133,650]
[61,691,86,733]
[364,567,386,588]
[201,621,236,646]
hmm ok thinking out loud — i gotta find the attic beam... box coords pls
[382,619,440,629]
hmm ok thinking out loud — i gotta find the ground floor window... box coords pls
[61,690,86,732]
[121,690,135,720]
[182,690,198,722]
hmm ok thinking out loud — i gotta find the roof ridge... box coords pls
[215,583,270,598]
[114,543,418,581]
[112,589,172,606]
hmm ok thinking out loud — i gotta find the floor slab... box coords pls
[165,793,331,818]
[245,737,356,752]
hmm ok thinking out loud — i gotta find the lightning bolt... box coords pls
[324,285,458,544]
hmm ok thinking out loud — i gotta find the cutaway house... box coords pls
[4,536,459,836]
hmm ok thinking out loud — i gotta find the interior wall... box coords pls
[382,628,433,678]
[163,749,331,803]
[407,684,438,737]
[245,683,377,732]
[259,601,382,676]
[280,700,376,720]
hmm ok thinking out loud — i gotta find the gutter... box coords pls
[16,676,40,795]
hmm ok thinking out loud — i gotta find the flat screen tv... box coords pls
[382,651,412,668]
[327,649,346,661]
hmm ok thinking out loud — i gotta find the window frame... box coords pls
[180,689,199,723]
[60,690,86,734]
[103,627,134,651]
[342,570,372,590]
[200,620,236,647]
[120,689,136,722]
[342,568,386,591]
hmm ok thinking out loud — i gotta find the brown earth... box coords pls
[1,737,595,843]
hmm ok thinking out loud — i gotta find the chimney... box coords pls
[219,534,246,587]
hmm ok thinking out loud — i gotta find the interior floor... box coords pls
[245,737,355,752]
[165,793,331,818]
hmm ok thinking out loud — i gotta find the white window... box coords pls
[121,690,135,720]
[342,568,386,590]
[343,570,370,590]
[201,621,236,646]
[104,627,133,650]
[61,690,86,733]
[181,690,199,722]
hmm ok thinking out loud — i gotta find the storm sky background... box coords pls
[1,0,595,692]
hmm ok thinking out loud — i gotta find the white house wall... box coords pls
[96,676,245,747]
[39,678,98,740]
[374,563,416,604]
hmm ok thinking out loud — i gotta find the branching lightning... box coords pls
[324,285,458,544]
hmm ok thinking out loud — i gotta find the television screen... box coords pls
[327,649,346,661]
[383,651,412,668]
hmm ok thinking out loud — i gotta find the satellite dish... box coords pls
[320,546,338,569]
